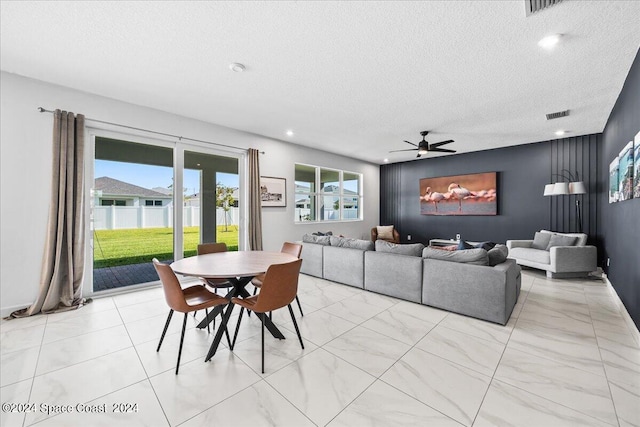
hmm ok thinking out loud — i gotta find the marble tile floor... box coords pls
[1,270,639,426]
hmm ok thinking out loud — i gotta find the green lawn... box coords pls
[93,226,238,268]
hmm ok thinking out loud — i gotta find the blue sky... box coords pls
[95,160,238,194]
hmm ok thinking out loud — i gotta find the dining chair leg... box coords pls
[205,308,210,334]
[157,309,174,352]
[288,304,304,349]
[231,307,245,350]
[295,295,304,317]
[176,313,188,375]
[261,314,265,374]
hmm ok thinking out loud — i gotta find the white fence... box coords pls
[93,206,239,230]
[294,208,359,222]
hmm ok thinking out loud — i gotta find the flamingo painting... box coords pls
[419,172,497,216]
[423,187,445,212]
[448,182,473,211]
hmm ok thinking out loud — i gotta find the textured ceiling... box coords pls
[1,1,639,164]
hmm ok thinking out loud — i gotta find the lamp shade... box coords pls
[543,184,555,196]
[569,181,587,194]
[552,182,570,195]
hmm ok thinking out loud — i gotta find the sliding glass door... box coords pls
[89,133,241,293]
[183,150,240,258]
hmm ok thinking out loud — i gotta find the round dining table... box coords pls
[170,251,298,362]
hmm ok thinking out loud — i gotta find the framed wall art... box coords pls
[419,172,497,215]
[260,176,286,207]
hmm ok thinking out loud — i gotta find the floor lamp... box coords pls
[543,170,587,233]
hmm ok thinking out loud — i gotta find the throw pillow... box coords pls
[375,240,425,257]
[302,234,331,245]
[422,247,489,266]
[457,240,475,250]
[474,241,497,251]
[546,234,578,250]
[487,244,509,266]
[531,231,552,250]
[376,225,395,240]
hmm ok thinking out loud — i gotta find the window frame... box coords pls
[294,163,363,224]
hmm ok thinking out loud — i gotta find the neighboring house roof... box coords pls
[152,186,172,195]
[296,183,357,195]
[95,177,172,198]
[186,188,239,201]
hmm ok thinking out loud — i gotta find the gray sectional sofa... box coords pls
[300,236,521,325]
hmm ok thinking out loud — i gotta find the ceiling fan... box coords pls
[390,131,456,158]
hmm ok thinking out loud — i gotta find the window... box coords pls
[295,164,362,223]
[145,200,163,206]
[101,199,126,206]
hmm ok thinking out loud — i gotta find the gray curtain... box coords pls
[248,148,263,250]
[11,110,87,317]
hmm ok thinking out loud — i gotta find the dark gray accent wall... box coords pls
[600,49,640,329]
[380,135,600,247]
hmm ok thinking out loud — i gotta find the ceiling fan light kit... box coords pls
[389,130,457,158]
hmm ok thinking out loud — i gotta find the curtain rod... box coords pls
[37,107,264,154]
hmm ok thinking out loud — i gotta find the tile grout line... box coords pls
[117,300,173,427]
[470,277,620,427]
[584,287,623,427]
[363,312,467,427]
[21,314,49,427]
[469,277,533,426]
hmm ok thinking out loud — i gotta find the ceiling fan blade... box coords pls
[389,148,418,153]
[430,140,454,148]
[403,140,419,147]
[430,148,457,153]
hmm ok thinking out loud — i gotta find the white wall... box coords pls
[0,71,380,316]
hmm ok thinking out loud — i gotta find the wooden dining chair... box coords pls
[153,258,232,374]
[230,259,304,373]
[251,242,304,317]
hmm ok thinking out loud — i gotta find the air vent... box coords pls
[525,0,563,16]
[546,110,569,120]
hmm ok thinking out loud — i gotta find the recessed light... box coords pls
[383,158,389,163]
[286,130,294,137]
[229,62,246,72]
[555,130,566,136]
[538,34,562,50]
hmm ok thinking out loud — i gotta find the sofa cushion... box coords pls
[546,234,578,250]
[509,247,551,264]
[531,232,552,250]
[540,230,587,246]
[302,234,331,245]
[487,244,508,266]
[422,247,489,266]
[375,240,425,256]
[376,225,395,241]
[329,236,374,251]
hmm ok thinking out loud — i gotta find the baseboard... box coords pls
[1,303,31,319]
[604,274,640,346]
